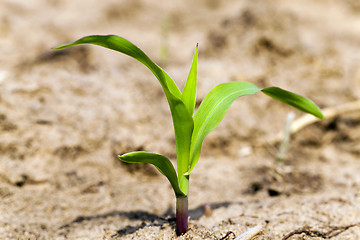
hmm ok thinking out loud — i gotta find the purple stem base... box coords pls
[176,196,188,236]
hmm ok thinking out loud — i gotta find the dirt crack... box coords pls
[281,223,360,240]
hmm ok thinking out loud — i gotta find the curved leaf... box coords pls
[118,151,185,197]
[55,35,182,98]
[188,82,261,173]
[261,87,324,119]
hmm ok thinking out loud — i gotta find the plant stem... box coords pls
[176,196,188,236]
[179,175,189,195]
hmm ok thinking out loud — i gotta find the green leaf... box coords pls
[181,44,198,115]
[188,82,261,173]
[118,151,186,197]
[261,87,324,119]
[55,35,182,99]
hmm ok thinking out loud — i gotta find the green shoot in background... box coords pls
[55,35,324,236]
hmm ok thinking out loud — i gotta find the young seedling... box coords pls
[55,35,324,236]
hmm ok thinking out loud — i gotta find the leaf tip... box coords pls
[53,44,69,50]
[318,111,325,119]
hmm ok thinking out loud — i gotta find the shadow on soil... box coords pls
[59,201,236,237]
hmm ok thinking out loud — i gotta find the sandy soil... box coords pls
[1,0,360,239]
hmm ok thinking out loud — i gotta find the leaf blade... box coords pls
[181,44,198,115]
[118,151,185,197]
[55,35,182,99]
[189,81,261,173]
[261,87,324,119]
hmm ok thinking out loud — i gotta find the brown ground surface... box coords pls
[1,0,360,239]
